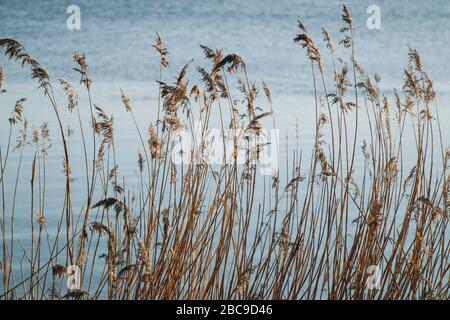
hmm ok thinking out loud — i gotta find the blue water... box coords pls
[1,0,450,92]
[0,0,449,297]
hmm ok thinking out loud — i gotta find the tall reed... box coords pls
[0,6,448,300]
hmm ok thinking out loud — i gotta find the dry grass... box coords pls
[0,6,448,300]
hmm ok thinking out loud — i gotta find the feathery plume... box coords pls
[59,78,78,112]
[153,32,169,67]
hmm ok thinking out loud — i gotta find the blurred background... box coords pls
[0,0,449,235]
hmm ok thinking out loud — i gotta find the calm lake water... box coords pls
[0,0,449,295]
[1,0,449,228]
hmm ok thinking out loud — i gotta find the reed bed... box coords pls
[0,6,448,300]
